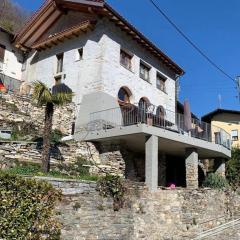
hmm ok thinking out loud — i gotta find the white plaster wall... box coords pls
[99,19,177,120]
[0,31,23,80]
[23,14,178,122]
[23,28,105,104]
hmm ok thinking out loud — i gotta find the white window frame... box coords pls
[139,61,151,82]
[231,129,239,141]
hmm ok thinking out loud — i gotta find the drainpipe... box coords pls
[175,74,180,123]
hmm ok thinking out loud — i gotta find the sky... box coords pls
[15,0,240,116]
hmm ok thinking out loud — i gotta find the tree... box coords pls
[0,0,30,33]
[32,81,73,173]
[226,147,240,188]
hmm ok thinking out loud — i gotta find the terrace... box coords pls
[75,100,231,191]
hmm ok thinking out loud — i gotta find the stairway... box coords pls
[192,218,240,239]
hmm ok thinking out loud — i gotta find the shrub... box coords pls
[226,148,240,187]
[51,129,64,145]
[203,173,229,189]
[0,172,62,239]
[57,156,92,176]
[96,175,125,211]
[5,163,41,175]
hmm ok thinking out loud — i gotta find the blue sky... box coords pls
[16,0,240,116]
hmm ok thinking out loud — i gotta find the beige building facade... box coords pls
[202,109,240,148]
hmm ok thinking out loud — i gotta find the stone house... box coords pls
[14,0,231,191]
[0,26,23,91]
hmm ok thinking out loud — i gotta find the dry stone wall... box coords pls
[42,178,240,240]
[0,93,75,136]
[0,93,132,176]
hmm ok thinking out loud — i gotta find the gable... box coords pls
[14,0,184,75]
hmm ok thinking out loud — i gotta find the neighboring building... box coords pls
[0,26,23,92]
[202,109,240,148]
[14,0,231,191]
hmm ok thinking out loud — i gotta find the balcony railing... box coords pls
[88,105,231,150]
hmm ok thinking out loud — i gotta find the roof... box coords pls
[202,109,240,123]
[32,20,96,50]
[14,0,184,75]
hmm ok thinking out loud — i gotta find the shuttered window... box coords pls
[0,45,5,62]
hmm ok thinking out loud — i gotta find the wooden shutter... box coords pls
[0,45,5,62]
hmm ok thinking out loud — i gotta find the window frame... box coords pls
[139,61,151,82]
[77,48,83,61]
[56,53,64,73]
[118,87,131,103]
[156,72,167,93]
[231,129,239,141]
[120,49,133,71]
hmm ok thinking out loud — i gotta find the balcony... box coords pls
[74,97,231,191]
[81,104,231,150]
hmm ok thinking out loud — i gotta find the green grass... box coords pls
[2,164,99,182]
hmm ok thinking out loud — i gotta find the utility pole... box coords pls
[218,94,222,109]
[236,76,240,103]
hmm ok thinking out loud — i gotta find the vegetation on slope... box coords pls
[0,172,62,239]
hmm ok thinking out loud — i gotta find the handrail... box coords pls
[89,105,231,150]
[193,218,240,239]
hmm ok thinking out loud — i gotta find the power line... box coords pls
[148,0,236,84]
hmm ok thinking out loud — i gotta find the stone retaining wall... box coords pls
[42,178,240,240]
[0,140,131,176]
[0,93,75,136]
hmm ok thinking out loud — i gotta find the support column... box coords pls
[145,135,158,192]
[214,158,226,177]
[185,148,199,189]
[158,153,167,187]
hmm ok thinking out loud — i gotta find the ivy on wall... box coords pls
[96,175,126,211]
[0,172,62,240]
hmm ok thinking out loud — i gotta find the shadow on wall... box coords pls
[36,140,65,161]
[30,21,103,65]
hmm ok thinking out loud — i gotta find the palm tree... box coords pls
[32,81,73,173]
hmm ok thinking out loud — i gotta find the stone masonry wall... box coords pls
[45,178,240,240]
[0,93,130,176]
[0,140,130,176]
[0,92,75,136]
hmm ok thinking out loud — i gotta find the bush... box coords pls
[0,172,62,239]
[57,156,92,176]
[226,148,240,187]
[4,163,41,175]
[2,161,99,182]
[203,173,229,189]
[96,175,125,211]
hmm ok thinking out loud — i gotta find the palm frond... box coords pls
[32,81,52,106]
[52,92,74,106]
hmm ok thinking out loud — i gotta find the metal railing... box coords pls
[88,105,231,149]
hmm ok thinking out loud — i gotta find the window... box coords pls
[156,105,165,118]
[77,48,83,61]
[56,53,64,73]
[21,61,27,71]
[157,73,167,92]
[140,62,150,81]
[0,44,5,63]
[120,49,132,70]
[139,97,150,110]
[118,87,131,103]
[231,130,239,141]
